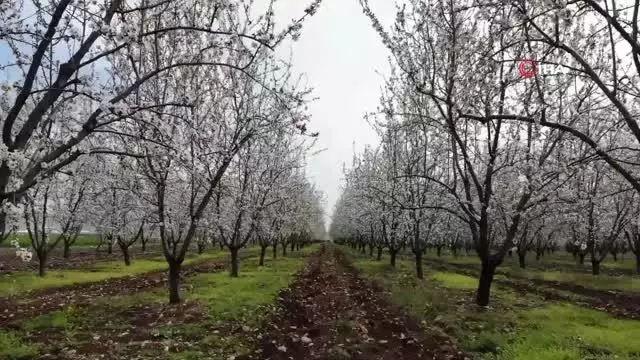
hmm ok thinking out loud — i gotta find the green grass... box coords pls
[12,246,316,359]
[0,248,237,297]
[427,252,638,272]
[23,310,72,331]
[427,252,640,293]
[0,331,38,360]
[0,258,166,296]
[350,254,520,351]
[1,233,101,247]
[173,252,310,359]
[518,269,640,293]
[496,304,640,360]
[430,271,478,289]
[344,246,640,360]
[428,254,481,265]
[186,255,305,322]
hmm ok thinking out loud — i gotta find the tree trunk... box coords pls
[635,253,640,275]
[376,246,383,261]
[38,253,47,277]
[120,245,131,266]
[291,241,295,253]
[591,260,601,275]
[107,241,113,255]
[390,250,397,268]
[369,244,374,257]
[230,248,239,277]
[535,252,542,262]
[168,262,181,304]
[612,252,618,262]
[452,247,458,258]
[414,251,424,279]
[259,245,267,266]
[518,253,526,269]
[141,239,147,252]
[476,260,497,306]
[197,242,205,254]
[63,242,71,259]
[579,253,585,265]
[282,242,287,256]
[272,243,278,259]
[436,246,442,257]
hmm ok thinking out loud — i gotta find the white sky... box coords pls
[273,0,396,225]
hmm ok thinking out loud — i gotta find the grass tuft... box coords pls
[0,331,39,360]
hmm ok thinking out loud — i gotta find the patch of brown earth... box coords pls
[81,301,206,355]
[28,300,207,360]
[243,246,466,360]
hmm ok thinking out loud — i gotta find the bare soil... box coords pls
[243,246,467,360]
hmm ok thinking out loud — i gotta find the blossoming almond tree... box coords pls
[119,34,314,303]
[49,159,97,259]
[0,0,321,244]
[358,0,586,305]
[22,182,58,276]
[244,131,312,266]
[89,155,151,266]
[506,0,640,197]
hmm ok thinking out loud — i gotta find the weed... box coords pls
[335,319,356,335]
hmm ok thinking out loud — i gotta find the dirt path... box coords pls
[244,246,466,360]
[0,258,228,328]
[425,258,640,320]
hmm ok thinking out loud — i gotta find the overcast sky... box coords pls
[273,0,396,225]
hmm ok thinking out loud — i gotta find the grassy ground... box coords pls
[509,268,639,293]
[430,251,638,272]
[0,248,255,297]
[0,245,316,360]
[1,233,102,247]
[425,252,640,294]
[346,248,640,360]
